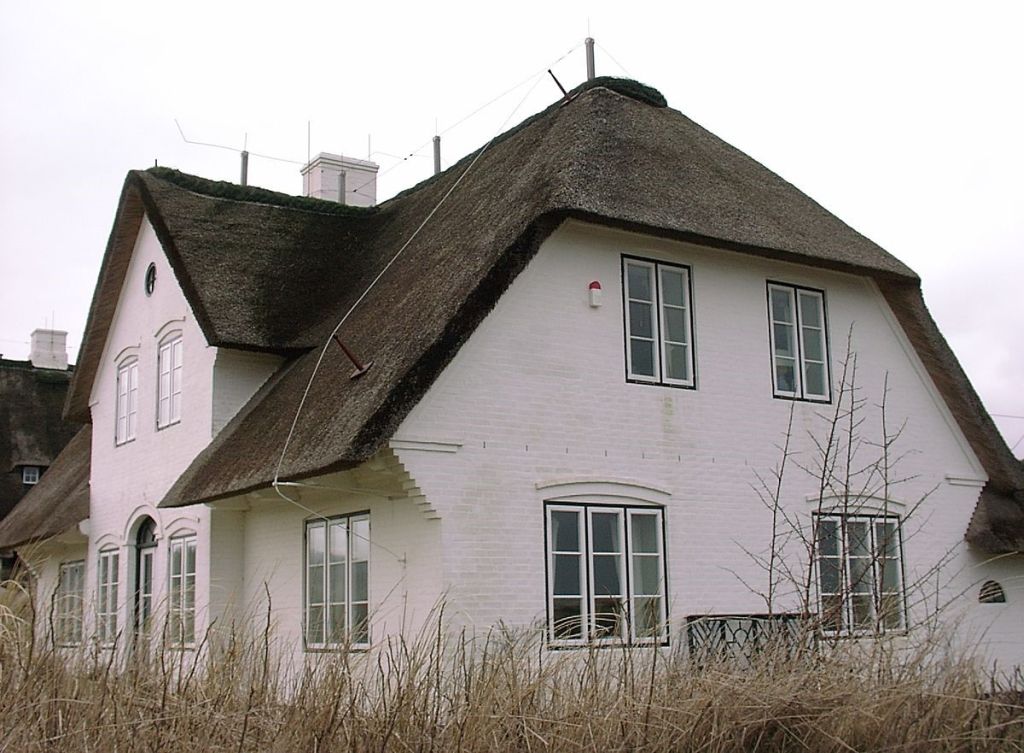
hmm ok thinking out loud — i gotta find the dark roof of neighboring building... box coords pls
[0,358,79,520]
[54,78,1021,548]
[0,425,90,551]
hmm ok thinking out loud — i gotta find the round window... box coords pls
[144,263,157,296]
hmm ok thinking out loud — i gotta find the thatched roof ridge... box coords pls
[0,426,90,551]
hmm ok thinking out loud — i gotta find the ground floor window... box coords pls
[54,560,85,646]
[96,549,120,646]
[546,503,667,645]
[305,513,370,649]
[815,513,905,634]
[168,536,196,646]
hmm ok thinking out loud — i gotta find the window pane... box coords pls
[307,605,324,645]
[627,264,652,301]
[848,522,870,557]
[552,599,582,639]
[630,514,659,554]
[308,564,324,604]
[629,301,654,338]
[351,561,368,602]
[633,597,661,638]
[773,323,795,357]
[849,557,873,595]
[663,307,688,344]
[328,603,346,642]
[633,556,661,596]
[593,598,625,638]
[551,510,580,552]
[553,554,581,596]
[660,269,685,306]
[798,291,822,326]
[879,558,900,591]
[880,593,903,630]
[817,519,839,556]
[821,594,844,632]
[802,328,823,361]
[592,555,622,596]
[630,339,655,377]
[770,288,794,323]
[329,563,347,602]
[664,343,689,381]
[307,524,325,565]
[775,360,797,393]
[329,521,348,561]
[804,362,826,397]
[818,556,841,593]
[875,522,898,559]
[851,594,873,628]
[591,512,621,553]
[351,517,370,562]
[351,604,369,644]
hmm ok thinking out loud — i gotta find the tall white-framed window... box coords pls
[96,549,120,646]
[305,513,370,649]
[115,359,139,444]
[21,466,40,485]
[546,503,667,646]
[157,335,183,428]
[767,282,830,401]
[815,513,905,635]
[54,560,85,646]
[623,256,695,387]
[168,536,197,646]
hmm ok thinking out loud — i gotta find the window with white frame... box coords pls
[168,536,196,646]
[157,335,183,428]
[54,560,85,646]
[21,466,40,485]
[815,513,905,635]
[305,514,370,649]
[115,359,139,444]
[546,503,667,645]
[96,549,120,646]
[767,282,830,401]
[623,257,695,387]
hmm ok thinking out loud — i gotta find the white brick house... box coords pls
[2,78,1021,668]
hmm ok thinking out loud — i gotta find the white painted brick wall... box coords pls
[390,219,1020,669]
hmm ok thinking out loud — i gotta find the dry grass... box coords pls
[0,599,1022,752]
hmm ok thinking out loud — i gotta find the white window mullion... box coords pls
[624,260,660,383]
[658,266,694,386]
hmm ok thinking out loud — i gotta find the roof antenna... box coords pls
[547,69,573,104]
[331,334,373,379]
[585,37,596,80]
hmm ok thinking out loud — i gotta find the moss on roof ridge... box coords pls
[386,78,666,205]
[143,167,378,217]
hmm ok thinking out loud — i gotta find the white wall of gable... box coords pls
[392,220,1018,668]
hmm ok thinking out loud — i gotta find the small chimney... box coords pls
[432,135,441,176]
[300,153,380,207]
[29,329,69,370]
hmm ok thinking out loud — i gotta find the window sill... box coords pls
[156,419,182,432]
[626,377,696,391]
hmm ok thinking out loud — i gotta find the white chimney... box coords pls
[29,329,69,370]
[301,153,379,208]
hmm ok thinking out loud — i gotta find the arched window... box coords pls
[979,580,1006,604]
[135,516,158,638]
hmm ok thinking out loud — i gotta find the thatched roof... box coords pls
[0,426,90,551]
[56,78,1021,549]
[0,359,78,521]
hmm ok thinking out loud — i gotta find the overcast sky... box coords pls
[1,1,1021,455]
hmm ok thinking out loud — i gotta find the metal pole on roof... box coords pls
[585,37,595,80]
[338,171,347,205]
[432,135,441,175]
[240,150,249,186]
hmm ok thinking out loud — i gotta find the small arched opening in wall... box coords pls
[978,580,1007,604]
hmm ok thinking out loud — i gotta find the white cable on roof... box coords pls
[271,69,549,519]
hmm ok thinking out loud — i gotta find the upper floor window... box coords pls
[55,560,85,646]
[815,513,905,635]
[96,548,120,646]
[767,282,830,401]
[157,335,183,428]
[623,257,695,388]
[305,513,370,650]
[21,466,40,485]
[168,535,197,646]
[115,359,138,445]
[546,503,667,646]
